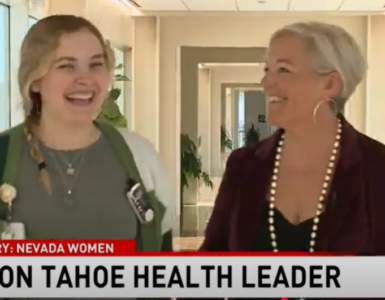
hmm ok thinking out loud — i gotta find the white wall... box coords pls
[45,0,133,48]
[198,68,211,172]
[366,16,385,143]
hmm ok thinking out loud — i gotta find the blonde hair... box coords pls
[19,15,115,192]
[270,21,367,112]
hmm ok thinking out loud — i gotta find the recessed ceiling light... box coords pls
[124,0,142,7]
[114,0,143,15]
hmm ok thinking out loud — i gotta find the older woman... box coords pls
[203,21,385,259]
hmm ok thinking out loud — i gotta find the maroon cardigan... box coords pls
[202,118,385,254]
[190,119,385,300]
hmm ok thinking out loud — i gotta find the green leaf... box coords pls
[220,125,233,152]
[101,100,121,118]
[244,124,260,147]
[98,64,128,128]
[114,74,130,82]
[108,88,121,101]
[201,172,213,188]
[180,133,213,204]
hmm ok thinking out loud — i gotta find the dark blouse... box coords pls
[254,202,324,300]
[255,202,324,252]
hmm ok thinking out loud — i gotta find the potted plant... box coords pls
[220,125,233,153]
[180,134,213,232]
[244,124,260,146]
[97,64,130,127]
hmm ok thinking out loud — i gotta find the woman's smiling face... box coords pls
[31,29,111,125]
[262,33,338,128]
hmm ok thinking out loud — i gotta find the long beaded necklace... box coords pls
[268,119,342,253]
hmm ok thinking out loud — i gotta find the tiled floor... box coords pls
[173,237,204,251]
[176,173,223,251]
[174,180,219,251]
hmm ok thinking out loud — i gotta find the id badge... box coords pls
[127,183,154,224]
[0,220,25,240]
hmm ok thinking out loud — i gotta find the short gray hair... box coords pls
[270,21,367,111]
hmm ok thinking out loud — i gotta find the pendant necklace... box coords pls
[50,150,84,176]
[62,129,99,176]
[61,153,86,206]
[61,165,84,206]
[48,151,87,206]
[66,164,75,176]
[61,153,84,176]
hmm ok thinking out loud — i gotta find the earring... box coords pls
[312,99,338,124]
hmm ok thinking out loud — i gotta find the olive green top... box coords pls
[0,122,174,299]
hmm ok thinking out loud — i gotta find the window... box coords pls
[112,47,125,114]
[28,16,37,28]
[237,91,245,148]
[28,0,44,21]
[0,3,9,132]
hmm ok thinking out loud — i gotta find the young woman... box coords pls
[0,15,173,255]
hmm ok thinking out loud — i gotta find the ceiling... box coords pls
[132,0,385,12]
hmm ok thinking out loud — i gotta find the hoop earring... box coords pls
[312,99,337,124]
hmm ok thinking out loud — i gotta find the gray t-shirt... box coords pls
[12,134,137,299]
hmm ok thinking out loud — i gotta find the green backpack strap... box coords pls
[0,124,24,184]
[97,121,165,251]
[0,125,24,219]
